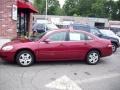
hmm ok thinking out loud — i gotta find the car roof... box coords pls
[72,23,99,29]
[47,29,98,38]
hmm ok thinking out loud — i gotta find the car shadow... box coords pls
[0,59,86,67]
[35,60,85,66]
[0,58,107,67]
[0,61,18,67]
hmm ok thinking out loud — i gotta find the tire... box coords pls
[86,50,100,65]
[112,43,117,53]
[16,50,34,67]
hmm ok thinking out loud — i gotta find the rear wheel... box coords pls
[86,50,100,65]
[112,43,117,53]
[16,50,34,67]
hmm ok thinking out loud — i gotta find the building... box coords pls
[109,21,120,30]
[33,15,109,29]
[0,0,38,39]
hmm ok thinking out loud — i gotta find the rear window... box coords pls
[73,25,90,32]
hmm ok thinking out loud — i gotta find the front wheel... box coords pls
[16,50,34,67]
[86,50,100,65]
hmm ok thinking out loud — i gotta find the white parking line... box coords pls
[45,75,82,90]
[76,73,120,84]
[45,73,120,90]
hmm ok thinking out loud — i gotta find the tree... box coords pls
[63,0,79,16]
[63,0,119,20]
[47,0,61,15]
[34,0,61,15]
[91,0,107,18]
[77,0,96,17]
[34,0,46,14]
[105,0,117,19]
[115,0,120,20]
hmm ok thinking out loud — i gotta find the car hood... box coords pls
[3,39,32,46]
[100,35,119,42]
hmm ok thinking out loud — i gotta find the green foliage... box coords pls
[47,0,60,15]
[34,0,61,15]
[91,0,107,18]
[63,0,120,20]
[114,0,120,20]
[34,0,46,14]
[63,0,79,16]
[78,0,96,17]
[34,0,120,20]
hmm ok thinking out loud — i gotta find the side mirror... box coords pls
[44,39,51,43]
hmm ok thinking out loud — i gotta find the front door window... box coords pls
[48,32,67,41]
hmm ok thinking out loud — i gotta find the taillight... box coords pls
[108,44,112,47]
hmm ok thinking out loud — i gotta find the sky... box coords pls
[58,0,65,8]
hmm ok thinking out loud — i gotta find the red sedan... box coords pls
[0,30,112,66]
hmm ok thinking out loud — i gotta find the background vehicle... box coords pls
[71,23,120,53]
[0,30,112,67]
[100,29,120,44]
[109,27,120,37]
[32,23,58,33]
[116,32,120,37]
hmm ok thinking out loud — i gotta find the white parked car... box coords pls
[100,29,120,44]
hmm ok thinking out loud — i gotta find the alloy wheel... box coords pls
[87,50,100,65]
[19,53,32,66]
[16,50,34,67]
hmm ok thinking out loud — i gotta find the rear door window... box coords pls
[73,25,90,32]
[69,32,93,41]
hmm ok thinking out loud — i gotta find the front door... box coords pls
[37,31,69,61]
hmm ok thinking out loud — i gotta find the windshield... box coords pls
[46,23,58,30]
[29,32,46,41]
[100,30,115,36]
[90,27,102,36]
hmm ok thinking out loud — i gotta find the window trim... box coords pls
[68,31,93,41]
[45,31,69,42]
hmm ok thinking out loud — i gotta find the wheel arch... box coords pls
[86,48,102,58]
[111,41,118,47]
[85,48,101,65]
[14,48,36,62]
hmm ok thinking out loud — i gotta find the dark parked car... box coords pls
[0,30,112,67]
[71,23,120,52]
[116,32,120,37]
[32,23,58,33]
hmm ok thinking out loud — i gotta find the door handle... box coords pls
[84,42,88,45]
[60,44,64,46]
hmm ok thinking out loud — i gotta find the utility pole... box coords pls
[45,0,48,32]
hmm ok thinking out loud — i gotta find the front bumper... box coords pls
[118,43,120,47]
[0,49,15,62]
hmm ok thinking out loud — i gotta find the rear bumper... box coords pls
[101,46,112,57]
[118,43,120,47]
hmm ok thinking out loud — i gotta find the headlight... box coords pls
[2,45,13,51]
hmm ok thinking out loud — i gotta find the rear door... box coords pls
[66,31,93,60]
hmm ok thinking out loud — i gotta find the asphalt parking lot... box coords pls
[0,48,120,90]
